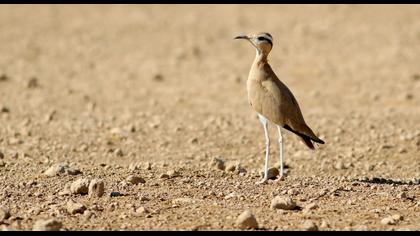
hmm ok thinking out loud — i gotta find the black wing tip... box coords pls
[314,138,325,145]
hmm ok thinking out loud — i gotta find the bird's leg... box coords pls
[256,114,270,185]
[276,125,285,181]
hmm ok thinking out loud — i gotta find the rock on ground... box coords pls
[0,206,11,221]
[236,210,258,230]
[33,219,63,231]
[302,220,318,231]
[70,178,90,195]
[88,179,105,198]
[66,200,86,214]
[44,163,81,176]
[271,196,297,210]
[126,175,146,185]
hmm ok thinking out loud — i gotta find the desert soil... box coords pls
[0,4,419,231]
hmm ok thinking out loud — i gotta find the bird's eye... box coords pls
[257,37,266,41]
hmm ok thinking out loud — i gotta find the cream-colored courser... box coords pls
[235,32,325,184]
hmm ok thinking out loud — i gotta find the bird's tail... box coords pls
[300,135,315,150]
[283,124,325,150]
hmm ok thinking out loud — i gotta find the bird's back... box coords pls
[247,62,324,148]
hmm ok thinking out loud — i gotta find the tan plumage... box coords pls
[235,32,324,183]
[247,57,325,149]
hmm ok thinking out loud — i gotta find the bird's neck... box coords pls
[253,49,268,66]
[248,50,271,83]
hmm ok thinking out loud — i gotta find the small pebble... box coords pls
[152,73,164,82]
[70,178,90,195]
[0,206,11,221]
[0,106,10,113]
[392,214,403,221]
[135,207,150,214]
[397,192,407,199]
[44,163,81,177]
[110,191,124,197]
[167,170,180,178]
[159,173,170,179]
[235,210,258,230]
[265,167,279,180]
[126,175,146,185]
[33,219,62,231]
[0,74,8,82]
[114,148,123,157]
[271,196,297,210]
[66,200,86,214]
[210,157,225,171]
[226,163,236,172]
[88,179,105,198]
[381,217,396,225]
[302,220,318,231]
[304,203,318,211]
[27,77,39,88]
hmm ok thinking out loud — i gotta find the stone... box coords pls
[33,219,62,231]
[135,207,150,214]
[236,210,258,230]
[66,200,86,214]
[70,178,90,195]
[44,163,81,177]
[167,170,180,178]
[210,157,225,171]
[381,217,396,225]
[110,192,124,197]
[88,179,104,198]
[265,167,279,180]
[397,192,407,199]
[126,175,145,185]
[304,203,318,211]
[392,214,403,221]
[0,206,11,221]
[302,220,318,231]
[271,196,297,210]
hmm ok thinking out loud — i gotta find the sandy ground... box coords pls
[0,4,419,231]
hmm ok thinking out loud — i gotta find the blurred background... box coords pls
[1,4,419,179]
[1,4,420,231]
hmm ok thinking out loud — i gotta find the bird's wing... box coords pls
[261,76,324,145]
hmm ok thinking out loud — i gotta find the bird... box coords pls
[234,32,325,184]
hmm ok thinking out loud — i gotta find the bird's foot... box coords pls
[255,178,268,185]
[274,175,285,182]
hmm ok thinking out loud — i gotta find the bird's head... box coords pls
[234,32,273,55]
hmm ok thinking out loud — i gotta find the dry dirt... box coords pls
[0,4,420,231]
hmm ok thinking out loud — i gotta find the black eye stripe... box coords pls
[257,36,273,46]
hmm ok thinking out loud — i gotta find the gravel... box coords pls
[236,210,258,230]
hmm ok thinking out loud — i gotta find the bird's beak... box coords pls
[234,35,249,40]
